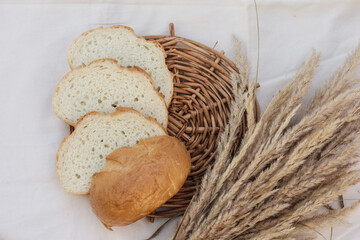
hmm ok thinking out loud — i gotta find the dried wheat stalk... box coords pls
[173,40,360,240]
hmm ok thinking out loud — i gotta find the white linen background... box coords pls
[0,0,359,239]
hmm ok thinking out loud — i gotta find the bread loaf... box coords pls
[56,108,166,195]
[52,59,168,127]
[90,135,191,228]
[67,25,173,105]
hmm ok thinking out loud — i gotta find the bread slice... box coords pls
[52,59,168,127]
[56,108,166,195]
[67,25,173,105]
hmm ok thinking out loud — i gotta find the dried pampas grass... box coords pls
[173,40,360,240]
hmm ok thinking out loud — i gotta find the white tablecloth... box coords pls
[0,1,359,239]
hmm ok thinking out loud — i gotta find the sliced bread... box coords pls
[67,25,173,105]
[56,108,166,195]
[52,59,168,127]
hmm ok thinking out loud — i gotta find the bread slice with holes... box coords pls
[68,25,173,105]
[52,59,168,127]
[56,108,166,195]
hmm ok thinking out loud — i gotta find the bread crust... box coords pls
[52,59,168,127]
[89,135,191,227]
[55,108,167,195]
[67,25,174,105]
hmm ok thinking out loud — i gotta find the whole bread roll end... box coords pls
[90,135,191,228]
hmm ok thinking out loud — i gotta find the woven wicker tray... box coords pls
[144,23,260,220]
[69,23,260,221]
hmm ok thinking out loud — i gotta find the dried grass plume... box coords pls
[173,40,360,240]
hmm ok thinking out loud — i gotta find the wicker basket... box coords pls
[144,23,260,220]
[69,23,260,221]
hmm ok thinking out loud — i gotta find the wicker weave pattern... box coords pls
[144,24,260,220]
